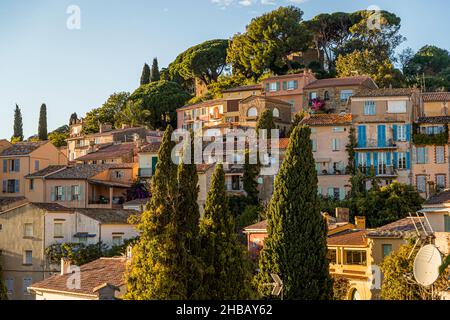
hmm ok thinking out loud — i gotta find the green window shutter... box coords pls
[67,186,72,201]
[265,83,270,92]
[328,188,334,198]
[339,188,346,200]
[318,186,323,196]
[294,80,298,89]
[79,184,84,201]
[276,82,281,91]
[15,180,20,193]
[61,186,66,201]
[445,216,450,232]
[51,187,56,201]
[282,81,287,90]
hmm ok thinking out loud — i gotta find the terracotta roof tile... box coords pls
[29,258,126,296]
[0,197,27,207]
[31,203,74,212]
[424,190,450,205]
[140,142,162,153]
[76,143,135,162]
[25,165,66,178]
[243,220,268,231]
[304,76,374,90]
[422,92,450,102]
[353,88,415,98]
[327,230,367,246]
[75,208,136,224]
[46,164,127,180]
[0,141,48,156]
[240,95,292,106]
[366,217,423,238]
[178,99,225,112]
[417,116,450,124]
[222,84,261,93]
[301,113,352,126]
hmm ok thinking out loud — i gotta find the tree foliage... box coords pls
[12,104,24,142]
[48,125,70,147]
[227,6,311,80]
[256,125,332,300]
[0,263,7,300]
[38,103,48,141]
[151,58,160,82]
[83,92,130,134]
[140,63,151,85]
[256,109,277,140]
[130,80,191,130]
[199,164,253,300]
[169,39,229,86]
[116,101,151,128]
[125,126,188,300]
[332,275,350,300]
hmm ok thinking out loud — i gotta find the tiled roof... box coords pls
[178,99,225,112]
[417,116,450,124]
[327,230,367,246]
[301,113,352,126]
[422,92,450,102]
[353,88,414,98]
[140,141,162,153]
[25,165,66,178]
[222,84,261,93]
[0,141,48,156]
[240,95,292,106]
[304,76,374,90]
[88,179,132,188]
[0,197,27,207]
[75,208,136,224]
[424,190,450,205]
[29,258,126,297]
[124,198,150,206]
[45,164,123,180]
[76,143,135,161]
[263,73,309,82]
[31,203,74,212]
[279,138,290,150]
[69,127,150,140]
[243,220,268,232]
[366,217,423,239]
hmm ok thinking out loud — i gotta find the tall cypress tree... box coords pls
[12,104,24,142]
[0,263,8,300]
[199,164,253,300]
[125,125,187,300]
[243,150,260,206]
[257,125,332,300]
[151,58,160,82]
[38,103,48,141]
[140,63,151,85]
[256,109,276,139]
[176,135,203,299]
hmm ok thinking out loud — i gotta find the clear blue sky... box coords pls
[0,0,449,139]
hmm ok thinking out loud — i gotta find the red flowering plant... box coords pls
[311,98,327,113]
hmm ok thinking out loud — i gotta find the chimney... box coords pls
[126,246,133,261]
[61,258,72,275]
[355,216,366,230]
[99,123,112,134]
[335,208,350,223]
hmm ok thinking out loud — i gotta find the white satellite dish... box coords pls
[413,244,443,287]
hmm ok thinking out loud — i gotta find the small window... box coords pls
[397,125,407,141]
[287,80,297,90]
[54,222,63,238]
[29,179,34,191]
[364,101,376,115]
[23,250,33,265]
[398,152,407,170]
[436,146,445,164]
[112,235,123,246]
[417,176,427,193]
[23,277,32,295]
[114,171,124,179]
[382,244,393,258]
[332,138,340,151]
[333,127,345,133]
[416,147,428,164]
[6,278,14,295]
[436,175,446,190]
[24,223,33,238]
[345,250,367,266]
[272,108,280,118]
[34,160,39,171]
[247,107,258,118]
[340,90,353,102]
[269,82,278,92]
[312,139,317,152]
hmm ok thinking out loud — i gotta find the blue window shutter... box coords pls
[406,151,411,170]
[14,180,19,193]
[51,187,56,201]
[339,188,346,200]
[406,124,411,142]
[393,125,398,142]
[294,80,298,89]
[373,152,378,175]
[387,152,392,166]
[79,184,84,201]
[358,126,366,148]
[2,180,6,193]
[3,160,7,173]
[355,153,359,168]
[366,152,371,167]
[378,125,386,147]
[14,159,20,172]
[393,152,398,169]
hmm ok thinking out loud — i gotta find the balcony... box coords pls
[355,139,398,151]
[317,168,348,176]
[138,168,153,178]
[360,165,397,177]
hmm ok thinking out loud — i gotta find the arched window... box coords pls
[351,289,361,300]
[247,107,258,117]
[324,91,330,101]
[273,108,280,118]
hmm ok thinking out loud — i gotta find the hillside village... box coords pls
[1,5,450,301]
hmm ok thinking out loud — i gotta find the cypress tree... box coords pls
[199,164,253,300]
[125,125,187,300]
[151,58,160,82]
[12,104,24,142]
[176,135,203,299]
[38,103,48,141]
[256,109,276,139]
[243,150,260,206]
[0,263,7,300]
[256,125,332,300]
[140,63,151,85]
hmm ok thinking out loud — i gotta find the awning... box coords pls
[74,233,97,238]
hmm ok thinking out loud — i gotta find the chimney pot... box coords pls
[61,258,72,275]
[355,216,366,230]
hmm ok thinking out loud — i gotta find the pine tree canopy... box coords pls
[257,125,332,300]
